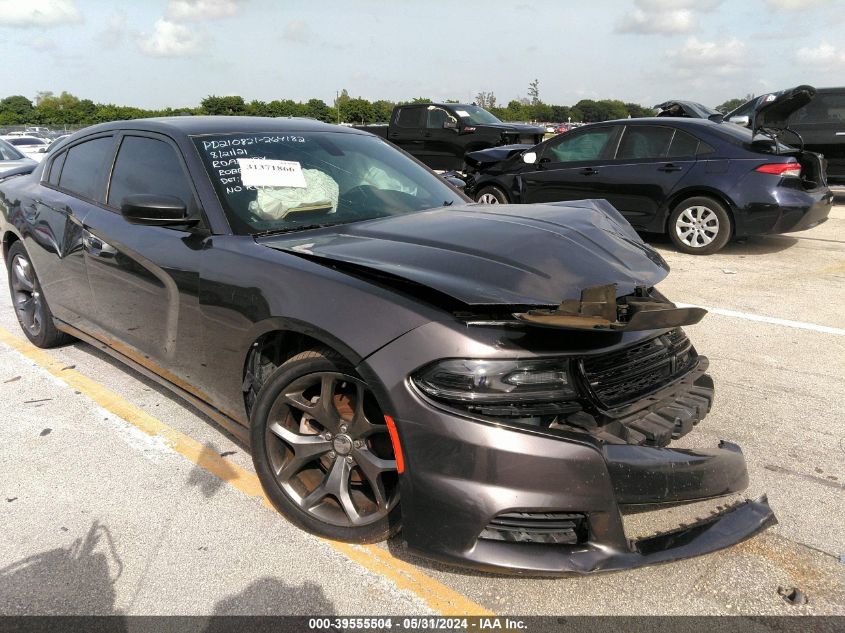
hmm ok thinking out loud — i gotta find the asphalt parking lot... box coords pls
[1,205,843,618]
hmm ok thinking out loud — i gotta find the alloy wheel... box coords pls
[477,192,501,204]
[675,205,720,248]
[10,254,44,337]
[264,371,398,528]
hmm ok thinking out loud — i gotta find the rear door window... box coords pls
[791,93,845,125]
[616,126,674,160]
[47,151,66,185]
[667,130,700,157]
[395,107,423,128]
[58,136,114,202]
[107,135,198,214]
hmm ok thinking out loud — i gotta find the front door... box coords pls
[520,126,620,203]
[82,132,209,390]
[421,106,461,170]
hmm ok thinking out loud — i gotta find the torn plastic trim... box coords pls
[514,283,707,332]
[452,495,776,576]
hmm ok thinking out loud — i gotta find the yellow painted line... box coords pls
[0,326,492,617]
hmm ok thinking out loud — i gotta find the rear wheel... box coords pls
[250,348,400,543]
[6,241,72,348]
[475,185,509,204]
[668,196,732,255]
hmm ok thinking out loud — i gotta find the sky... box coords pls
[2,0,845,110]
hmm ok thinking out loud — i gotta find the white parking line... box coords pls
[677,303,845,336]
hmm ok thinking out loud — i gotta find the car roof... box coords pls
[70,116,370,138]
[583,117,724,129]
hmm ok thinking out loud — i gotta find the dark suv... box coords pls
[727,86,845,184]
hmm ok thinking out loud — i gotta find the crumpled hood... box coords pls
[465,144,532,170]
[258,199,669,307]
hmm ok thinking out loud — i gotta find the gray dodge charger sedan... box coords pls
[0,116,775,575]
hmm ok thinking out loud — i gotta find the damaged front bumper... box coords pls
[394,406,775,575]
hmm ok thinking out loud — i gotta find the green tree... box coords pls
[341,97,374,124]
[303,98,333,122]
[371,100,395,123]
[0,95,34,124]
[624,102,653,118]
[201,95,247,115]
[528,79,540,106]
[474,91,496,109]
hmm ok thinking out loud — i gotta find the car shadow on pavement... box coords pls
[0,521,127,620]
[203,577,336,620]
[69,341,250,453]
[641,231,800,256]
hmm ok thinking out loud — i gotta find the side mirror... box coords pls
[522,151,538,164]
[121,194,198,227]
[439,171,466,191]
[728,115,750,127]
[443,120,458,130]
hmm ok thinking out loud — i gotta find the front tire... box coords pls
[250,348,400,543]
[475,185,509,204]
[668,196,732,255]
[6,241,72,348]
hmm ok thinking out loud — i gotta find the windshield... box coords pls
[0,139,25,161]
[193,131,466,235]
[7,137,47,146]
[454,105,501,125]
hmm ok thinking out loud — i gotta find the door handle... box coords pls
[836,132,845,136]
[580,168,598,176]
[658,163,683,172]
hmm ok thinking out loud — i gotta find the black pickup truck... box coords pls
[355,103,545,171]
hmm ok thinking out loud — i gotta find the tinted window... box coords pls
[668,130,700,157]
[791,93,845,125]
[0,139,24,161]
[395,107,423,128]
[617,126,674,159]
[108,136,197,213]
[8,137,47,146]
[546,127,613,162]
[426,107,451,129]
[47,151,66,185]
[58,137,113,201]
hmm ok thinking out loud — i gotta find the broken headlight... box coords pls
[412,359,578,418]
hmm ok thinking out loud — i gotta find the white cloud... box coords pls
[0,0,82,28]
[616,9,695,34]
[165,0,246,21]
[138,19,203,57]
[797,41,845,70]
[28,35,58,52]
[283,20,312,42]
[766,0,827,10]
[666,37,750,76]
[96,11,128,49]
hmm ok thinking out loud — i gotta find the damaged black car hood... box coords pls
[465,144,532,170]
[258,199,669,307]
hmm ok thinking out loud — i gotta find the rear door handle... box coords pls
[658,163,683,172]
[580,168,598,176]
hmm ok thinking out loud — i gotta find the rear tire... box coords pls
[250,348,401,543]
[668,196,732,255]
[6,241,72,348]
[475,185,509,204]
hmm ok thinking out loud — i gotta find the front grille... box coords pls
[479,511,588,545]
[581,328,697,408]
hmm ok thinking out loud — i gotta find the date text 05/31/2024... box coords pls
[308,617,529,630]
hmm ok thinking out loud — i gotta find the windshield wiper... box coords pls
[253,223,334,237]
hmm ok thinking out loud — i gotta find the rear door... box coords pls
[387,106,425,157]
[420,106,462,170]
[789,91,845,182]
[588,125,699,229]
[520,126,619,203]
[81,131,208,386]
[28,135,115,329]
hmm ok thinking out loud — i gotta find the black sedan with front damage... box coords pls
[0,117,775,575]
[465,108,833,254]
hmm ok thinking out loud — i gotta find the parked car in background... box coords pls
[0,115,775,575]
[0,138,37,176]
[655,100,723,121]
[0,135,50,162]
[555,123,571,134]
[726,86,845,184]
[465,114,833,254]
[354,103,545,171]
